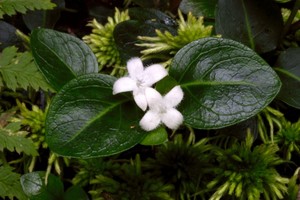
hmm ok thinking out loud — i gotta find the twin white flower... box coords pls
[113,57,184,131]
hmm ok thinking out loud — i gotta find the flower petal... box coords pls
[113,77,137,94]
[163,86,184,108]
[162,108,183,130]
[127,57,144,80]
[133,89,148,111]
[145,87,163,110]
[143,64,168,86]
[139,110,161,131]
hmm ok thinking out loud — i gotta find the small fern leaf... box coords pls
[0,46,53,91]
[0,0,56,18]
[0,122,38,156]
[0,165,27,200]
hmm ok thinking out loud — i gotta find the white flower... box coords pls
[113,57,168,111]
[139,86,184,131]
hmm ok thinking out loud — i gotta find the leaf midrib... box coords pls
[181,80,257,87]
[60,98,129,147]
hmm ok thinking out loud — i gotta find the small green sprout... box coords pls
[83,8,130,75]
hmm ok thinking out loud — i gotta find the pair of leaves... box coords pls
[0,46,52,91]
[32,28,280,158]
[21,171,88,200]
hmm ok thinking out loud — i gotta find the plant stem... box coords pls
[281,0,300,38]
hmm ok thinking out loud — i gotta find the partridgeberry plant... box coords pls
[113,57,184,131]
[30,27,281,158]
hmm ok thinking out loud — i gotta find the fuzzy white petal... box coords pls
[113,77,137,94]
[144,87,163,110]
[162,108,183,130]
[163,86,184,108]
[139,110,161,131]
[143,64,168,86]
[126,57,144,80]
[133,90,148,111]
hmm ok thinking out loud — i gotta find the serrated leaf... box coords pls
[45,73,147,158]
[0,46,53,91]
[0,122,38,156]
[215,0,283,53]
[0,165,27,200]
[0,0,56,18]
[21,171,64,200]
[170,37,281,129]
[31,28,98,91]
[275,48,300,109]
[179,0,217,18]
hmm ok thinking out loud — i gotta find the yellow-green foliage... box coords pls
[17,101,47,149]
[137,10,213,59]
[274,118,300,160]
[0,0,56,18]
[83,8,130,72]
[208,133,288,200]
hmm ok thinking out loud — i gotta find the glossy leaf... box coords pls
[140,127,168,145]
[215,0,283,53]
[20,171,64,200]
[179,0,217,18]
[30,28,98,91]
[170,37,281,129]
[129,7,176,27]
[275,48,300,108]
[45,73,147,158]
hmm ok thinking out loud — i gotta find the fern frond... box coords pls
[0,0,56,19]
[0,121,38,156]
[0,165,27,200]
[0,46,53,91]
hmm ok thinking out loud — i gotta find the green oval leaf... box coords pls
[170,37,281,129]
[20,171,64,200]
[45,73,147,158]
[275,48,300,109]
[215,0,283,53]
[31,28,98,91]
[140,127,168,145]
